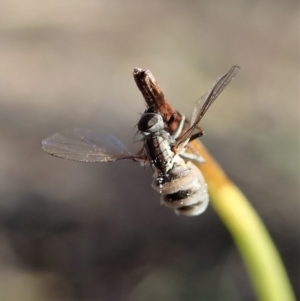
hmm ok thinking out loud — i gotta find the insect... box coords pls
[42,66,240,216]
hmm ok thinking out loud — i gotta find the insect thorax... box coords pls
[144,130,176,174]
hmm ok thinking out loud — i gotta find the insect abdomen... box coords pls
[152,160,209,216]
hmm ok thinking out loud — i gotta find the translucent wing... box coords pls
[176,65,240,147]
[42,128,143,163]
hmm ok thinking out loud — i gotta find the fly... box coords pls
[42,66,240,216]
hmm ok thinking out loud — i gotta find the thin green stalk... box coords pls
[190,140,296,301]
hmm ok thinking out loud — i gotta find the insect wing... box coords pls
[191,65,240,125]
[42,128,139,162]
[176,65,240,147]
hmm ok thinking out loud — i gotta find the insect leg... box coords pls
[180,144,206,164]
[189,129,204,142]
[180,152,206,164]
[171,112,186,139]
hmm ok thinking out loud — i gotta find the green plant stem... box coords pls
[191,140,296,301]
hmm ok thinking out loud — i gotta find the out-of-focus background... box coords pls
[0,0,298,300]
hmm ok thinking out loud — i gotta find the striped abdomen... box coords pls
[152,157,209,216]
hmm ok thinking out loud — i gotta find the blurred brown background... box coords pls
[0,1,298,300]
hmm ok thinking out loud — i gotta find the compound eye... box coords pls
[138,113,163,133]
